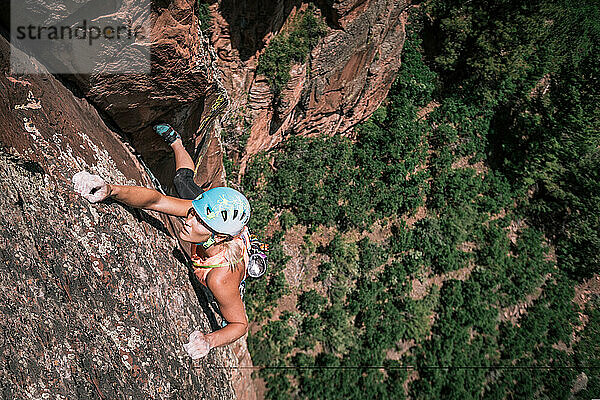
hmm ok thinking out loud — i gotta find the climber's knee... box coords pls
[173,168,202,200]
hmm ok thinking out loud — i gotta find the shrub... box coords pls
[257,7,327,95]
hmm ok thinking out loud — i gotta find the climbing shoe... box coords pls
[153,123,181,145]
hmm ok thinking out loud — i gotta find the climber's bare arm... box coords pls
[108,184,191,217]
[205,274,248,348]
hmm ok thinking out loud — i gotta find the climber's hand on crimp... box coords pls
[72,171,111,203]
[183,330,212,359]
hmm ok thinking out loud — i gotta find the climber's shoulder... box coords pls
[206,267,240,290]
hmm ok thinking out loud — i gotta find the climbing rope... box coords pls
[192,26,231,179]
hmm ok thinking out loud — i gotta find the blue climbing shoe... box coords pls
[153,123,181,145]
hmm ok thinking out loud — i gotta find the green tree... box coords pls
[298,289,326,315]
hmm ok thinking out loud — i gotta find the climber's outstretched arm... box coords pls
[108,184,191,217]
[182,274,248,359]
[73,171,191,217]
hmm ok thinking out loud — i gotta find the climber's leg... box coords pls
[171,138,195,172]
[154,123,195,171]
[154,123,201,200]
[171,139,202,200]
[173,167,203,200]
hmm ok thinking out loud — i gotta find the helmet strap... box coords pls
[200,234,217,249]
[199,233,234,249]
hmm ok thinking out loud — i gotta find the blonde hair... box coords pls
[223,236,245,273]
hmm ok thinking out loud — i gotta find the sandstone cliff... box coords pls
[2,0,228,193]
[0,24,248,400]
[208,0,408,170]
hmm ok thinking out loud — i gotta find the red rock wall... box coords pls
[230,334,259,400]
[0,33,242,399]
[1,23,260,399]
[209,0,409,172]
[0,1,408,397]
[13,0,227,192]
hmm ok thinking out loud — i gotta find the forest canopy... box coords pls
[238,0,600,398]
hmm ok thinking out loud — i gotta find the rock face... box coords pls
[4,0,227,191]
[0,35,242,399]
[230,335,259,400]
[209,0,408,169]
[71,0,228,191]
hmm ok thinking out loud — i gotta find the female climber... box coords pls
[72,123,251,360]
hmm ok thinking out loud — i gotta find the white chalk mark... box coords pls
[15,90,42,110]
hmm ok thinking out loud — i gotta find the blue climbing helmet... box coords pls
[191,187,251,236]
